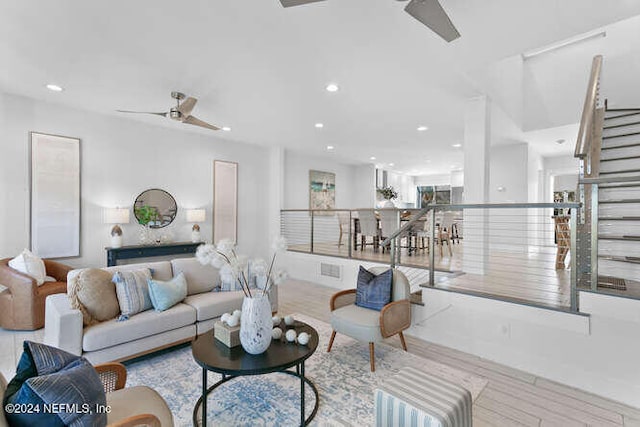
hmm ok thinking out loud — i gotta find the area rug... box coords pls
[125,314,487,426]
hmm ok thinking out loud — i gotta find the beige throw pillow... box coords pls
[68,268,120,326]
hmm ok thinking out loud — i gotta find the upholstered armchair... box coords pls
[0,258,72,330]
[0,362,173,427]
[327,267,411,372]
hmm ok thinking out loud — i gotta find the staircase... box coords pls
[596,107,640,294]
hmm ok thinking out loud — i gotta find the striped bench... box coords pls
[375,366,472,427]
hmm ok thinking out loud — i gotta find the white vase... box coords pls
[239,294,272,355]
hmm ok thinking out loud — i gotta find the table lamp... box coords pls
[104,208,130,248]
[186,209,206,243]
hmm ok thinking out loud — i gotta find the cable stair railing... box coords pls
[575,54,640,298]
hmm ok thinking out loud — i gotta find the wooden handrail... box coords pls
[574,55,603,159]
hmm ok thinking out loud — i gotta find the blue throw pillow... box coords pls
[148,272,188,312]
[355,266,393,311]
[4,341,107,427]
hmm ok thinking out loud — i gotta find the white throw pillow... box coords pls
[8,249,46,286]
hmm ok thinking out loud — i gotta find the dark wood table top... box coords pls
[192,320,319,376]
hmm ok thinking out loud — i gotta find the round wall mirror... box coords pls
[133,189,177,229]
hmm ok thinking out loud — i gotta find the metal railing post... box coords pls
[429,208,436,287]
[590,184,599,291]
[348,210,352,259]
[570,208,578,312]
[310,210,314,253]
[390,238,396,268]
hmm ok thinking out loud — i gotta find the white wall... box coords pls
[543,154,580,202]
[490,143,529,203]
[0,92,273,268]
[414,173,453,187]
[283,150,373,209]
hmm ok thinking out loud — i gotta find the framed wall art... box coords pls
[30,132,81,258]
[213,160,238,244]
[309,170,335,214]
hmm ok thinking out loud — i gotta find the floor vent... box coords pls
[320,263,342,279]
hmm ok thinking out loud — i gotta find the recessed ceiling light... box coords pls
[417,126,428,131]
[326,83,339,92]
[556,139,566,144]
[450,165,457,168]
[46,84,63,92]
[222,126,231,132]
[315,123,324,128]
[389,163,395,167]
[452,143,462,148]
[326,145,334,150]
[370,156,376,160]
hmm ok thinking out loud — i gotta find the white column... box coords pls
[463,96,491,274]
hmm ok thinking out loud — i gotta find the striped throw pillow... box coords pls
[113,269,153,320]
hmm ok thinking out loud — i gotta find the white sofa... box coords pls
[44,257,278,364]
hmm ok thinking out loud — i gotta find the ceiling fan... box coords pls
[117,91,221,131]
[279,0,460,42]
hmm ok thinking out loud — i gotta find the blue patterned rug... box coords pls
[125,314,486,426]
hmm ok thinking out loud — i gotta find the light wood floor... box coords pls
[292,241,572,309]
[278,280,640,427]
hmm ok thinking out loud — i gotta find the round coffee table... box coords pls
[192,320,319,426]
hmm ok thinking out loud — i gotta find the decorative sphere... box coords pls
[297,332,310,346]
[221,313,231,324]
[285,329,297,342]
[272,327,283,340]
[272,315,281,326]
[284,315,295,326]
[227,314,240,327]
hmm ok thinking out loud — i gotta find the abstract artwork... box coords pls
[30,132,80,258]
[309,170,335,213]
[214,160,238,244]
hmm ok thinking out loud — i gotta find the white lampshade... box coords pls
[186,209,206,223]
[104,208,130,224]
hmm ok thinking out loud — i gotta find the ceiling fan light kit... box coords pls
[279,0,460,42]
[117,91,221,131]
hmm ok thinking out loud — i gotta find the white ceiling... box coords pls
[2,1,640,175]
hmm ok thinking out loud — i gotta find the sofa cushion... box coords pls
[331,304,383,343]
[82,303,196,352]
[4,341,106,427]
[171,258,218,295]
[102,261,173,281]
[148,272,188,312]
[68,268,120,326]
[183,291,244,322]
[113,269,153,319]
[9,249,46,285]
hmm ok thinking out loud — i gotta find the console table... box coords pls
[106,242,202,266]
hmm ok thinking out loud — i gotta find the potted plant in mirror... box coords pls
[377,186,398,208]
[134,205,160,244]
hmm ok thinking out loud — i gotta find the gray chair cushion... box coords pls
[107,385,174,426]
[183,291,244,322]
[331,304,383,343]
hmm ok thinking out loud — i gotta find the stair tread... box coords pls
[598,216,640,220]
[601,141,640,150]
[603,120,640,130]
[600,154,640,161]
[598,255,640,263]
[599,184,640,189]
[600,169,640,175]
[603,131,640,140]
[599,198,640,203]
[598,235,640,240]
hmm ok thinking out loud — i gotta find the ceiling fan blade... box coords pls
[177,97,197,117]
[280,0,325,7]
[116,110,167,117]
[404,0,460,42]
[183,115,221,131]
